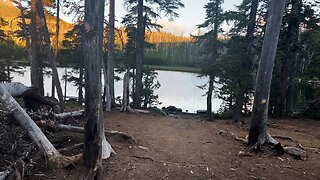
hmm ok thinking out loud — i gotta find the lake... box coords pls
[11,67,223,113]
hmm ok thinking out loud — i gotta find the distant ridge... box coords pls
[0,0,73,46]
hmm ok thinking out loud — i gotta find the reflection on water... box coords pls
[12,67,223,113]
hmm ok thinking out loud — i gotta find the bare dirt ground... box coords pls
[2,111,320,180]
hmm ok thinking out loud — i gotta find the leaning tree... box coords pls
[248,0,286,147]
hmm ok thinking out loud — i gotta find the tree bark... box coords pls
[81,0,105,179]
[248,0,286,146]
[207,76,213,120]
[78,60,84,106]
[52,0,60,98]
[30,0,44,96]
[274,0,301,117]
[36,0,65,112]
[121,69,133,112]
[102,61,111,111]
[0,85,79,167]
[107,0,115,107]
[133,0,144,109]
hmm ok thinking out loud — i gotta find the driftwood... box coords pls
[53,110,84,120]
[0,82,57,111]
[36,120,135,143]
[0,85,80,167]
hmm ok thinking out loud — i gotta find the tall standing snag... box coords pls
[248,0,286,147]
[107,0,115,109]
[36,0,65,112]
[81,0,105,179]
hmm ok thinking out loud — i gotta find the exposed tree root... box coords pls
[49,154,82,168]
[105,130,136,143]
[228,131,248,144]
[273,135,294,141]
[298,144,320,154]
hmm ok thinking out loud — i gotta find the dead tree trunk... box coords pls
[36,0,65,112]
[0,85,79,167]
[81,0,105,178]
[248,0,286,147]
[107,0,115,108]
[103,61,111,111]
[121,69,134,112]
[78,61,84,106]
[30,0,44,96]
[52,0,60,98]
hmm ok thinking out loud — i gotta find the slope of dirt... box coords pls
[24,112,320,180]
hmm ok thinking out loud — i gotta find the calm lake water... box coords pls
[12,67,223,113]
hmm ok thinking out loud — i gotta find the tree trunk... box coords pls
[233,0,259,123]
[78,61,84,106]
[107,0,115,107]
[30,0,43,96]
[36,0,65,112]
[133,0,144,109]
[248,0,286,146]
[207,76,213,120]
[81,0,105,179]
[121,69,131,112]
[103,60,111,111]
[0,85,79,167]
[52,0,60,98]
[233,87,245,123]
[274,0,301,117]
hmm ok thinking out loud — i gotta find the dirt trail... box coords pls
[102,112,320,180]
[14,112,320,179]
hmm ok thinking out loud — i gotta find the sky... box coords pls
[114,0,243,36]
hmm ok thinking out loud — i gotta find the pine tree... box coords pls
[195,0,224,120]
[123,0,184,108]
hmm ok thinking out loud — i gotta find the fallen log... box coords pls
[53,110,84,120]
[1,82,57,111]
[35,120,135,143]
[0,84,79,167]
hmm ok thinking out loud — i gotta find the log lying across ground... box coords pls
[36,120,135,143]
[1,82,57,111]
[0,84,80,167]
